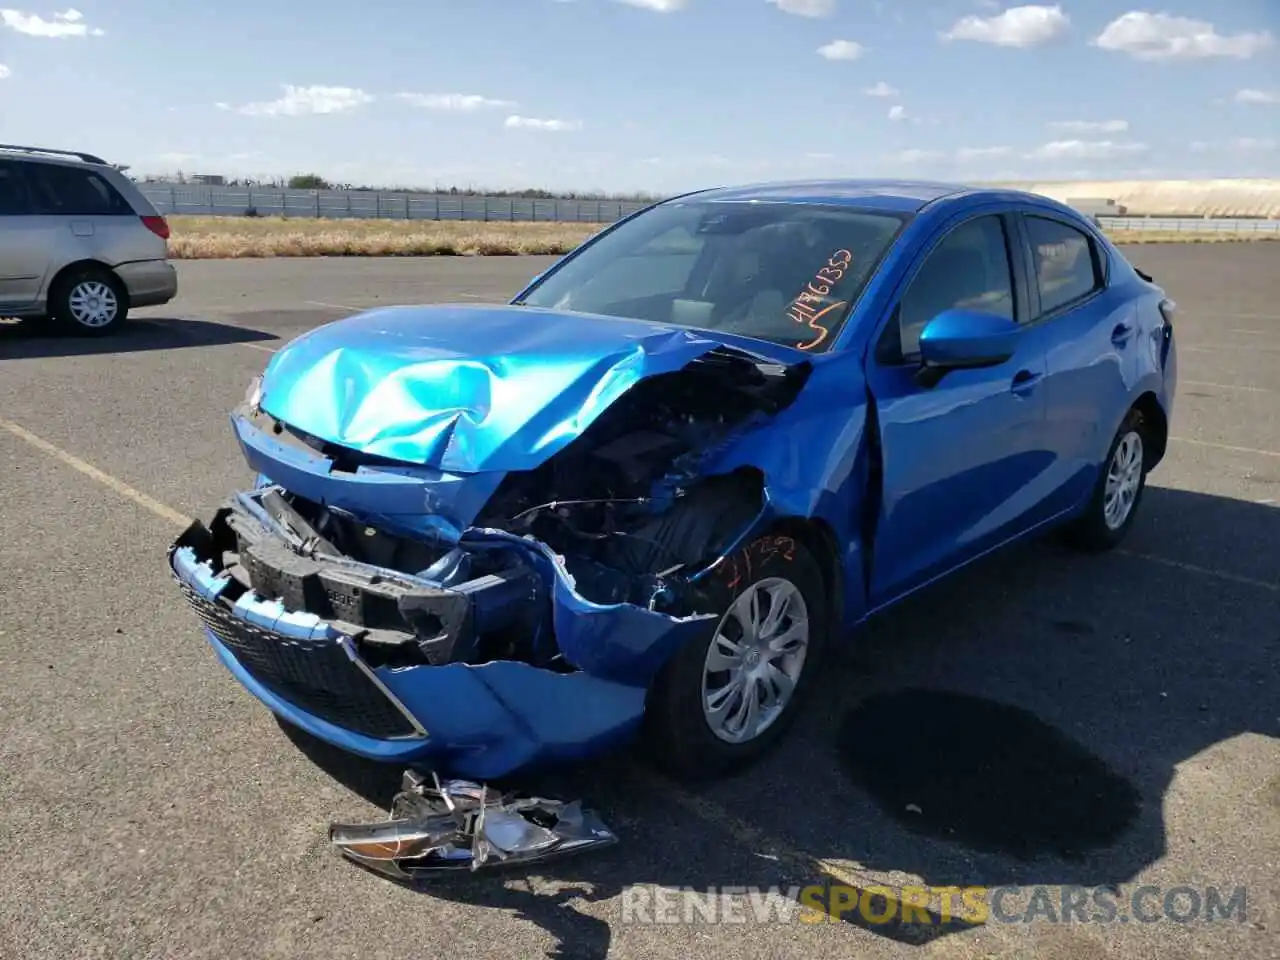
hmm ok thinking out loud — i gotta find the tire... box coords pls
[642,532,829,781]
[1063,407,1149,552]
[49,266,129,336]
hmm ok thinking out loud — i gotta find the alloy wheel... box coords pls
[1103,430,1144,531]
[701,576,810,744]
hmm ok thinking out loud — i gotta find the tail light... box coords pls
[141,215,170,240]
[1158,298,1175,367]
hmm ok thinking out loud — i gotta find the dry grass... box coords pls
[167,215,602,258]
[166,215,1278,259]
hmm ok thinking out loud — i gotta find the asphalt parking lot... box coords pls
[1,245,1277,960]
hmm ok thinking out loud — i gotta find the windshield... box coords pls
[517,200,908,353]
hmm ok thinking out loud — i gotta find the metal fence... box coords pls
[136,184,1280,232]
[138,184,651,223]
[1096,216,1280,234]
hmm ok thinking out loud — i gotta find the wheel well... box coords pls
[47,260,128,307]
[765,516,844,634]
[1132,391,1168,469]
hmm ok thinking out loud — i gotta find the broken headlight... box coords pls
[244,374,263,412]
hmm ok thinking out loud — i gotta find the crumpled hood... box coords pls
[259,304,736,474]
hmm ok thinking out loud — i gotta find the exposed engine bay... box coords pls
[178,347,810,678]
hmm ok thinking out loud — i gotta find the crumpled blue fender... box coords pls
[463,529,718,686]
[697,357,875,628]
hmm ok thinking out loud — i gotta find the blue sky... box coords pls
[1,1,1276,193]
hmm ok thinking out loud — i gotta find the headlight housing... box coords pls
[245,374,263,411]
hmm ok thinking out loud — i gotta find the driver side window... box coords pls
[881,215,1016,363]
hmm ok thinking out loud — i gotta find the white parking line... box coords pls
[1116,549,1277,593]
[1169,436,1280,459]
[1182,343,1280,354]
[1181,380,1272,394]
[0,419,192,528]
[304,300,364,311]
[239,342,279,354]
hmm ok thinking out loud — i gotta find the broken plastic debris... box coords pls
[328,770,617,879]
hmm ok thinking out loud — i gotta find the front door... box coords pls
[863,211,1059,607]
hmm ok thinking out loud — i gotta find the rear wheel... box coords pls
[1063,407,1149,552]
[642,533,829,781]
[50,266,128,336]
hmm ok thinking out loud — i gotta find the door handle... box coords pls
[1011,369,1042,396]
[1111,322,1133,345]
[70,220,94,237]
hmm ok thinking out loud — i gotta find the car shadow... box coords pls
[281,483,1278,957]
[0,316,277,359]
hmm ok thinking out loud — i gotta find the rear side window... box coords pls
[24,163,133,216]
[1025,215,1102,315]
[0,160,33,215]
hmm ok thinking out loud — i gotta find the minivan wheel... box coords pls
[642,533,829,781]
[51,267,128,336]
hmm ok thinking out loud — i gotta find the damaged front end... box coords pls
[168,309,815,780]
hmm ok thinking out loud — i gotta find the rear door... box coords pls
[0,159,56,310]
[863,209,1063,606]
[1015,210,1132,515]
[23,161,150,271]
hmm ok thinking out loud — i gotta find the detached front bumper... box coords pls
[167,491,709,780]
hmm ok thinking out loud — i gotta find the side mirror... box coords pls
[918,308,1018,372]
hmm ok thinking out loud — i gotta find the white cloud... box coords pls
[0,7,103,37]
[941,4,1069,47]
[1235,137,1276,151]
[1026,139,1148,160]
[769,0,836,16]
[614,0,688,10]
[1094,12,1273,61]
[1048,119,1129,133]
[890,148,946,164]
[1235,89,1280,104]
[504,115,582,132]
[395,92,515,111]
[232,85,374,117]
[957,146,1012,160]
[863,80,898,97]
[817,39,864,60]
[0,63,9,77]
[1191,137,1277,153]
[888,104,908,121]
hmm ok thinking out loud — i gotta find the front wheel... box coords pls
[50,266,129,336]
[1063,407,1149,552]
[642,533,829,781]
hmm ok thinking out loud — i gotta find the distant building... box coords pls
[192,174,226,186]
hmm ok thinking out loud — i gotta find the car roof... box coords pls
[674,178,998,215]
[0,144,110,167]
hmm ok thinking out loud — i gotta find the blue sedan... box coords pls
[168,179,1177,782]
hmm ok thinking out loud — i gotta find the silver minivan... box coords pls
[0,144,178,336]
